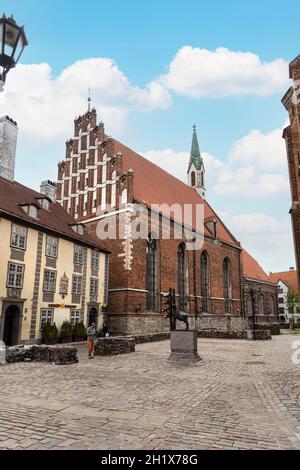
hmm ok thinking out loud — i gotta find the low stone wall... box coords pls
[5,345,78,365]
[94,336,135,356]
[197,329,245,340]
[255,324,280,335]
[107,312,280,338]
[254,329,272,340]
[197,328,272,340]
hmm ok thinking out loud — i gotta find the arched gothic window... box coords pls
[269,295,275,315]
[191,171,196,187]
[178,243,186,311]
[246,295,253,315]
[201,251,209,312]
[223,258,231,313]
[259,295,264,315]
[146,235,157,311]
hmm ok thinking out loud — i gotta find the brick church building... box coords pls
[56,108,277,335]
[282,54,300,293]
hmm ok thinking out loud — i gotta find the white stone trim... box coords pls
[109,288,149,293]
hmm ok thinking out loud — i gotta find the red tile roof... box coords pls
[269,270,299,293]
[242,248,275,284]
[113,139,240,248]
[0,176,109,252]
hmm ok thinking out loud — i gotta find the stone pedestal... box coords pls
[168,330,201,363]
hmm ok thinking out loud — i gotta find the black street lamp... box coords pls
[0,14,28,87]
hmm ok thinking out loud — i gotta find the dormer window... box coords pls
[70,224,85,236]
[21,204,38,219]
[41,199,49,210]
[37,198,50,210]
[205,217,218,239]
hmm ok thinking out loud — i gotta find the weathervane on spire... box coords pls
[87,87,91,112]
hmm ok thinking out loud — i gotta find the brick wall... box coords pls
[86,209,243,335]
[282,56,300,293]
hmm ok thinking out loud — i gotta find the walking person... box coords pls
[87,322,96,359]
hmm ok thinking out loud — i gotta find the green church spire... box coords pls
[188,124,203,171]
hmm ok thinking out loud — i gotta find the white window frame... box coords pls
[74,245,84,265]
[77,225,84,236]
[46,236,58,258]
[43,270,57,293]
[42,199,50,210]
[70,309,81,326]
[90,277,99,297]
[40,308,54,330]
[10,224,27,250]
[7,262,25,288]
[91,251,99,269]
[72,275,82,295]
[29,205,38,219]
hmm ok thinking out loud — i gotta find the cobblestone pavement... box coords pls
[0,335,299,450]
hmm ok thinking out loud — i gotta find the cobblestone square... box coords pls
[0,335,299,450]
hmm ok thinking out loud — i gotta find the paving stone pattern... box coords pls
[0,335,299,450]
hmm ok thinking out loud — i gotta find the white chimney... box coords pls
[0,115,18,181]
[40,180,57,202]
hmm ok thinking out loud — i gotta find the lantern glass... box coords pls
[0,22,3,55]
[14,33,25,63]
[4,21,20,57]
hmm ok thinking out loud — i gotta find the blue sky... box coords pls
[1,0,299,272]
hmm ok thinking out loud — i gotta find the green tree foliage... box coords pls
[287,289,299,314]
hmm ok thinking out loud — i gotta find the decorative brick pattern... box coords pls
[80,248,88,322]
[30,232,44,339]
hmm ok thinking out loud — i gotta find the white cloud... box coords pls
[0,47,290,143]
[213,171,289,195]
[229,127,287,170]
[160,46,290,98]
[219,212,290,235]
[141,125,292,271]
[0,58,171,139]
[213,122,290,195]
[142,148,225,182]
[142,123,289,197]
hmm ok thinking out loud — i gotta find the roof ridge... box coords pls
[0,176,43,198]
[112,137,206,201]
[112,137,239,247]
